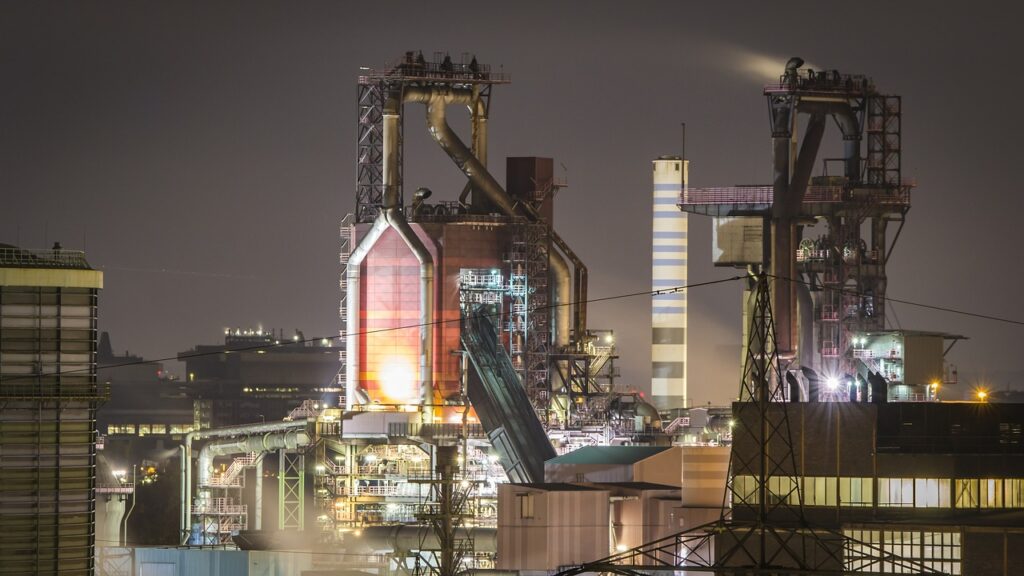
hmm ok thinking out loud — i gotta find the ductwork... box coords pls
[345,216,388,409]
[180,419,309,544]
[345,91,436,411]
[797,100,862,181]
[197,429,309,486]
[796,279,816,374]
[403,85,573,348]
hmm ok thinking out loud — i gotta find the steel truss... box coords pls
[412,446,474,576]
[279,449,305,530]
[554,274,947,576]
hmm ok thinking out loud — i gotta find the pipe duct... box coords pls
[403,86,572,348]
[345,92,436,411]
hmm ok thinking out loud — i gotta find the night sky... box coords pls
[3,1,1022,405]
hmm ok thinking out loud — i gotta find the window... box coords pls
[981,479,1003,508]
[731,475,758,505]
[517,493,535,519]
[106,424,135,435]
[802,477,837,506]
[839,477,873,507]
[914,478,950,508]
[847,529,960,575]
[955,479,978,508]
[878,478,914,507]
[1006,479,1024,508]
[768,476,798,505]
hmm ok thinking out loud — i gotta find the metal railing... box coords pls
[96,483,135,495]
[681,185,911,206]
[0,247,91,269]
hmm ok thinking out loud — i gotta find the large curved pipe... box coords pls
[197,430,310,486]
[797,100,861,181]
[181,419,309,544]
[345,215,388,409]
[548,238,573,348]
[404,86,572,348]
[344,92,436,412]
[383,92,435,410]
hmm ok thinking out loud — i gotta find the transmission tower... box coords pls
[554,273,948,576]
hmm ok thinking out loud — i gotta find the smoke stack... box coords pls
[651,155,688,409]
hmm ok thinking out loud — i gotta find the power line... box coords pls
[0,275,748,383]
[766,273,1024,327]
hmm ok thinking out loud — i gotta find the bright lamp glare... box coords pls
[380,362,415,401]
[826,377,839,390]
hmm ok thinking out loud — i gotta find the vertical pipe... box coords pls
[409,87,575,350]
[254,458,263,531]
[384,92,435,412]
[122,467,137,546]
[179,445,187,543]
[181,435,194,544]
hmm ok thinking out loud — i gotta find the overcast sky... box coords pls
[2,1,1022,404]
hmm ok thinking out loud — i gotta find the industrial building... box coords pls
[680,57,960,401]
[0,244,103,576]
[128,52,690,576]
[178,328,343,429]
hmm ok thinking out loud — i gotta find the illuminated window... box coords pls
[731,475,758,505]
[106,424,136,435]
[802,476,837,506]
[839,477,874,507]
[878,478,914,507]
[517,493,535,519]
[846,529,960,575]
[768,475,798,505]
[1006,479,1024,507]
[955,479,979,508]
[981,479,1004,508]
[914,478,951,508]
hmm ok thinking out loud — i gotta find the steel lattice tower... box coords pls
[553,273,949,576]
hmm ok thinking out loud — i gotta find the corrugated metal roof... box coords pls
[546,446,670,465]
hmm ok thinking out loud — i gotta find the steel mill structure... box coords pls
[679,58,960,402]
[172,52,671,574]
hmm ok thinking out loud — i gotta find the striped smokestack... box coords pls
[651,156,688,409]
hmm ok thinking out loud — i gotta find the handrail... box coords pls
[0,247,91,269]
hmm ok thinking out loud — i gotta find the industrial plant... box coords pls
[5,48,1024,576]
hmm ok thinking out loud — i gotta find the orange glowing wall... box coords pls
[357,222,513,405]
[360,227,424,403]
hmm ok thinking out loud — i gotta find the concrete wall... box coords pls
[680,446,730,506]
[634,446,683,487]
[497,485,610,571]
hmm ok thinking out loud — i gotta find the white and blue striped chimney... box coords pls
[651,156,688,409]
